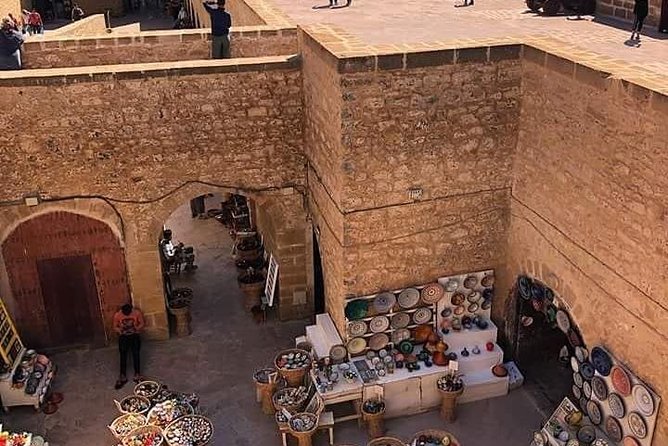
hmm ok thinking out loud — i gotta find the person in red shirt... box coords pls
[27,9,42,35]
[113,303,146,389]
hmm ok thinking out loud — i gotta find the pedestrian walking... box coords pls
[71,4,85,21]
[27,8,43,35]
[203,0,231,59]
[630,0,648,40]
[0,17,23,70]
[113,303,146,389]
[21,9,29,34]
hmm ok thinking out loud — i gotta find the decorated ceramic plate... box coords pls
[329,344,348,363]
[368,333,390,351]
[575,346,589,363]
[622,436,641,446]
[391,328,411,344]
[577,425,596,444]
[345,299,368,320]
[398,340,413,355]
[581,361,595,381]
[451,293,465,306]
[572,384,582,399]
[413,308,432,325]
[605,416,623,442]
[573,372,583,388]
[591,346,613,376]
[611,366,632,396]
[556,310,571,333]
[627,412,648,439]
[591,376,608,400]
[481,299,492,310]
[468,302,479,313]
[454,305,465,316]
[467,291,481,303]
[587,400,603,425]
[580,397,590,416]
[373,292,397,314]
[463,275,478,289]
[567,328,583,347]
[370,316,390,333]
[390,312,410,329]
[608,392,626,418]
[420,283,444,304]
[571,357,580,373]
[444,278,459,292]
[632,384,655,417]
[583,381,592,399]
[481,274,494,288]
[517,276,532,300]
[398,288,420,309]
[347,337,367,355]
[530,282,546,300]
[347,320,367,337]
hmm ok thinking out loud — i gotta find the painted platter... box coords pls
[347,337,367,355]
[580,397,590,416]
[581,361,595,381]
[591,376,609,400]
[467,302,479,313]
[592,440,611,446]
[573,372,583,388]
[391,328,411,344]
[556,310,571,333]
[605,416,623,442]
[572,384,582,400]
[571,357,580,373]
[575,346,589,363]
[577,426,596,444]
[368,333,390,351]
[412,308,432,325]
[583,380,592,399]
[444,279,459,292]
[369,316,390,333]
[632,383,655,417]
[587,400,603,425]
[348,320,367,337]
[463,275,478,289]
[608,392,626,418]
[481,274,494,288]
[517,276,532,300]
[611,365,632,396]
[481,299,492,310]
[567,328,583,347]
[329,344,348,363]
[451,293,466,306]
[467,291,481,303]
[373,292,397,314]
[390,312,410,329]
[591,346,613,376]
[398,288,421,309]
[454,305,465,316]
[420,283,445,304]
[622,437,641,446]
[627,412,648,439]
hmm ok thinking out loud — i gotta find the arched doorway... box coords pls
[1,211,129,349]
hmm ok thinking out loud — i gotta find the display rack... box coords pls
[0,300,24,370]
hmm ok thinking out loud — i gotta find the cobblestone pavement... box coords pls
[271,0,668,77]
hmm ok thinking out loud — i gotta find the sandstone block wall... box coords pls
[0,0,21,17]
[596,0,663,26]
[21,27,298,69]
[47,14,108,37]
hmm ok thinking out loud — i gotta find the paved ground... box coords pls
[1,196,544,445]
[271,0,668,76]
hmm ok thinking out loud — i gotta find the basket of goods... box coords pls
[436,371,465,422]
[151,387,176,405]
[147,399,193,428]
[274,349,311,387]
[272,386,308,413]
[109,413,148,440]
[163,415,214,446]
[275,409,290,428]
[411,430,460,446]
[288,412,318,435]
[119,425,164,446]
[134,380,161,399]
[115,395,151,415]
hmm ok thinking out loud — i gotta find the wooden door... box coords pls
[37,255,105,348]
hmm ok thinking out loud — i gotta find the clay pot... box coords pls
[432,351,448,366]
[436,341,448,353]
[492,364,508,377]
[412,325,433,343]
[427,332,439,344]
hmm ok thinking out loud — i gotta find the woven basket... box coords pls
[367,437,406,446]
[287,412,319,436]
[108,413,147,440]
[274,349,311,387]
[146,400,193,428]
[410,430,460,446]
[164,414,214,446]
[115,395,151,415]
[272,387,308,413]
[120,425,164,446]
[133,380,162,399]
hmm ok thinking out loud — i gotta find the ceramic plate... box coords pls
[556,310,571,333]
[466,291,479,303]
[390,312,410,329]
[583,380,592,399]
[575,346,589,363]
[591,346,613,376]
[391,328,411,344]
[608,392,626,418]
[592,376,608,400]
[347,320,367,337]
[573,372,583,388]
[468,302,479,313]
[530,282,546,300]
[368,333,390,351]
[481,299,492,310]
[481,274,494,288]
[587,400,603,425]
[373,292,397,313]
[454,305,465,316]
[398,288,420,309]
[413,308,432,325]
[622,437,641,446]
[463,275,478,289]
[347,337,367,355]
[451,293,465,306]
[611,366,632,396]
[577,426,596,443]
[329,344,348,363]
[345,299,368,320]
[567,328,582,347]
[370,316,390,333]
[580,397,590,416]
[605,416,623,442]
[632,383,655,416]
[518,276,532,300]
[572,384,582,400]
[420,283,444,304]
[444,278,459,292]
[398,340,413,355]
[581,361,595,380]
[627,412,648,439]
[571,357,580,373]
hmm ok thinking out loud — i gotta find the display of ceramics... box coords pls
[463,275,478,289]
[576,425,596,443]
[591,376,608,400]
[347,337,367,355]
[583,381,592,399]
[329,344,348,363]
[605,416,623,442]
[632,383,655,416]
[348,320,367,337]
[573,372,583,388]
[587,400,603,425]
[370,316,390,333]
[517,276,532,300]
[398,288,421,309]
[571,357,580,373]
[374,292,397,313]
[581,361,595,380]
[572,384,582,399]
[345,299,369,320]
[390,312,410,329]
[467,302,479,313]
[627,412,648,439]
[392,328,411,344]
[413,308,432,325]
[611,365,632,396]
[575,346,588,363]
[622,436,641,446]
[608,392,626,418]
[369,333,390,351]
[556,310,571,333]
[591,346,613,376]
[451,293,465,306]
[454,305,465,316]
[481,274,494,288]
[421,283,445,304]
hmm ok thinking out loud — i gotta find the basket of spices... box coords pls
[272,386,308,413]
[147,399,193,428]
[134,380,161,399]
[109,413,148,440]
[115,395,151,415]
[120,425,164,446]
[274,349,311,387]
[164,414,214,446]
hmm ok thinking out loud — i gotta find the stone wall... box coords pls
[596,0,663,27]
[21,27,298,69]
[48,14,108,37]
[502,50,668,441]
[0,0,21,18]
[188,0,293,28]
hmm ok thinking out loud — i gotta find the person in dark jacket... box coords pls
[203,0,232,59]
[631,0,648,40]
[0,17,23,70]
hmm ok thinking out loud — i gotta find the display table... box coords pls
[0,349,55,412]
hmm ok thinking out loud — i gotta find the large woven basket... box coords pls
[164,414,214,446]
[274,349,311,387]
[115,395,151,415]
[410,430,460,446]
[287,412,319,436]
[272,387,308,413]
[108,413,147,440]
[367,436,406,446]
[120,425,164,446]
[146,400,194,428]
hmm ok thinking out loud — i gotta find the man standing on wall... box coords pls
[71,4,85,21]
[113,303,146,389]
[203,0,231,59]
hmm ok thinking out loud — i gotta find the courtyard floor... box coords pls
[0,197,545,445]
